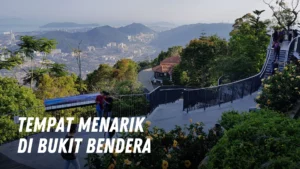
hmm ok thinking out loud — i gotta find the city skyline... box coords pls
[0,0,274,25]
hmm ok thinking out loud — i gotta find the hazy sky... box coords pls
[0,0,273,25]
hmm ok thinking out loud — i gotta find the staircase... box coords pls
[263,48,287,78]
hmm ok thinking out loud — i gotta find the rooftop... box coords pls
[152,56,181,73]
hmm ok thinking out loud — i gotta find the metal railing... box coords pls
[183,40,273,112]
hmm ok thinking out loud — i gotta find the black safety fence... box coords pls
[148,86,193,114]
[183,74,262,113]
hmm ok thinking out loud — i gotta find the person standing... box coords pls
[272,61,279,75]
[103,91,114,139]
[103,92,113,118]
[272,30,279,44]
[95,91,105,125]
[61,124,80,169]
[279,30,285,43]
[293,29,298,38]
[274,42,281,61]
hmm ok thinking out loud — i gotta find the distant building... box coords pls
[107,42,117,48]
[111,42,117,47]
[87,46,96,52]
[51,49,62,55]
[152,56,181,81]
[118,43,126,49]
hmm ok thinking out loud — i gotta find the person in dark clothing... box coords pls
[105,119,116,139]
[274,42,281,60]
[61,124,80,169]
[103,92,113,118]
[288,31,293,41]
[279,30,285,43]
[95,91,106,126]
[293,29,299,38]
[272,61,279,75]
[272,30,279,44]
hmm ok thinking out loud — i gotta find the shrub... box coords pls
[256,63,300,113]
[204,109,300,169]
[0,77,45,144]
[85,121,224,169]
[218,110,242,130]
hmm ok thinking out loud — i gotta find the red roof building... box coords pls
[152,56,181,80]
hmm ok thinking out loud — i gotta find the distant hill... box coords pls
[40,25,129,52]
[40,22,99,28]
[40,23,156,52]
[150,23,233,50]
[118,23,155,35]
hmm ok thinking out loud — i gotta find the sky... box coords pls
[0,0,274,25]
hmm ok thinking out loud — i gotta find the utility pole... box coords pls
[78,40,82,82]
[74,40,83,93]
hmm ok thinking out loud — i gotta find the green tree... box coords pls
[113,59,138,82]
[23,67,49,87]
[204,109,300,169]
[48,63,68,77]
[23,62,68,87]
[229,11,270,73]
[0,49,23,70]
[85,64,115,92]
[179,36,228,87]
[0,77,45,144]
[263,0,300,30]
[256,63,300,113]
[0,77,44,116]
[35,74,79,100]
[18,36,57,89]
[152,46,182,66]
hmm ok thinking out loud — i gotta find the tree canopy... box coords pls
[35,74,79,100]
[205,110,300,169]
[0,77,44,116]
[85,59,142,94]
[173,35,228,87]
[263,0,300,30]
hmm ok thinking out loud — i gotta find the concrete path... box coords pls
[0,92,258,169]
[138,68,154,91]
[147,92,258,132]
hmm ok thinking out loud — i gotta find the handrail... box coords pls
[284,35,299,66]
[186,49,272,91]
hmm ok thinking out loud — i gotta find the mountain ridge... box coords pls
[40,22,99,28]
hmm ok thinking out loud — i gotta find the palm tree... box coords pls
[49,63,68,77]
[23,68,49,87]
[18,36,57,89]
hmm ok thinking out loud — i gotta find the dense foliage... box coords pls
[204,109,300,169]
[35,74,79,100]
[85,121,223,169]
[210,11,270,83]
[256,62,300,113]
[172,35,228,87]
[0,77,45,144]
[86,59,142,94]
[264,0,300,30]
[151,46,182,66]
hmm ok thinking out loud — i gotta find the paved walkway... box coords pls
[138,68,154,91]
[0,153,34,169]
[147,92,258,132]
[0,93,258,169]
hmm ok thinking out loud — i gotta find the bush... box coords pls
[218,110,242,130]
[85,121,224,169]
[256,63,300,113]
[204,109,300,169]
[0,77,45,144]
